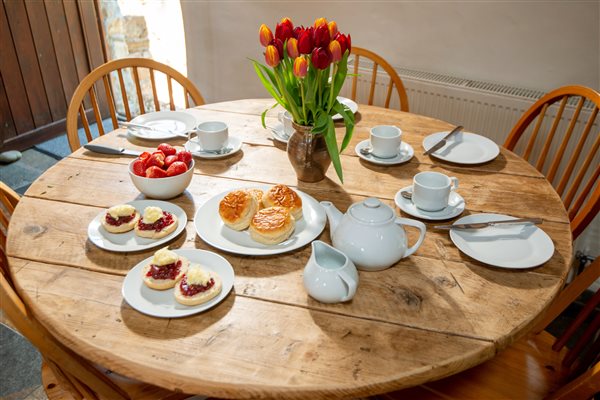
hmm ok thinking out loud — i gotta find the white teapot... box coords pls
[320,198,426,271]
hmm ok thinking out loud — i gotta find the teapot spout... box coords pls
[320,201,342,232]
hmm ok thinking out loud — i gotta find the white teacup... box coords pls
[370,125,402,158]
[278,111,294,137]
[412,171,459,211]
[189,121,228,151]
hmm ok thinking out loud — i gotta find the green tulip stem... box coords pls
[317,69,322,108]
[300,80,307,123]
[274,66,301,122]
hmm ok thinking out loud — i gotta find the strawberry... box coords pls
[146,153,165,168]
[166,161,188,177]
[176,150,193,167]
[157,143,177,156]
[132,159,146,177]
[146,166,168,178]
[164,155,178,169]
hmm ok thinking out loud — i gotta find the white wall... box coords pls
[181,1,599,103]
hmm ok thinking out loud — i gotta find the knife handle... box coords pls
[84,144,123,155]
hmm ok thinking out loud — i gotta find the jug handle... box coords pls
[394,218,427,257]
[338,270,358,302]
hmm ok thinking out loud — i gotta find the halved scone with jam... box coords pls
[142,247,189,290]
[174,264,222,306]
[101,204,140,233]
[134,206,178,239]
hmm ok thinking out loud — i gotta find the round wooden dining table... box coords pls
[7,99,573,399]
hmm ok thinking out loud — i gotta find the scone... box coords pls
[219,190,258,230]
[249,206,295,245]
[262,184,303,220]
[174,264,222,306]
[101,204,140,233]
[135,206,178,239]
[244,188,265,210]
[143,247,189,290]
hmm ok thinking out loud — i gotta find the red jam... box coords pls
[137,211,174,232]
[105,212,136,226]
[146,260,181,280]
[179,276,215,297]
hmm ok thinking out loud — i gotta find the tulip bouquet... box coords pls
[252,17,354,182]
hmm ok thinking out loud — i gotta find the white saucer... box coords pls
[394,186,465,221]
[333,97,359,120]
[185,136,242,159]
[269,123,290,143]
[355,140,414,165]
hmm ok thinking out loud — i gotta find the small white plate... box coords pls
[333,97,359,121]
[395,186,465,221]
[423,131,500,164]
[88,200,187,252]
[121,249,234,318]
[449,213,555,269]
[128,111,197,140]
[269,123,289,143]
[194,185,326,256]
[184,136,243,159]
[355,139,414,165]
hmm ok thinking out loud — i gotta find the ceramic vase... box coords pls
[286,122,331,182]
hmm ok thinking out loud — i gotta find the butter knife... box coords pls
[423,125,464,155]
[119,121,190,138]
[84,144,141,157]
[435,217,543,230]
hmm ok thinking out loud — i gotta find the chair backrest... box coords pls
[348,47,409,112]
[66,57,205,152]
[504,85,600,239]
[0,182,20,259]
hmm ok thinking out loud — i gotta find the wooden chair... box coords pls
[377,257,600,400]
[504,85,600,239]
[66,57,205,152]
[0,182,190,399]
[348,47,409,112]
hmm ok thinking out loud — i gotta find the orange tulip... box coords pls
[259,24,273,47]
[293,56,308,78]
[327,21,338,39]
[287,37,299,59]
[265,45,280,67]
[314,17,328,28]
[328,40,342,62]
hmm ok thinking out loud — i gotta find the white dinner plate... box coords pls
[395,185,465,221]
[422,131,500,164]
[333,97,359,121]
[88,200,187,252]
[121,249,234,318]
[194,185,326,255]
[449,213,555,269]
[128,111,197,140]
[355,139,414,165]
[185,136,243,159]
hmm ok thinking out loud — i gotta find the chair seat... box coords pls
[381,330,569,400]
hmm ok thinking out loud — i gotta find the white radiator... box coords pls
[340,64,599,259]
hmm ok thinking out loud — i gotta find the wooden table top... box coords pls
[7,99,573,399]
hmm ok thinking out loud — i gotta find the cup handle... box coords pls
[450,177,459,191]
[394,217,427,258]
[187,129,197,142]
[338,270,357,302]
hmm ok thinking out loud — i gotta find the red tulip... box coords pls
[286,37,299,59]
[328,21,338,39]
[270,38,284,59]
[313,24,330,48]
[298,29,314,54]
[265,45,280,67]
[335,32,351,55]
[314,17,328,28]
[311,47,332,70]
[293,25,304,39]
[293,56,308,78]
[328,40,342,62]
[280,17,294,31]
[275,22,293,43]
[259,24,273,47]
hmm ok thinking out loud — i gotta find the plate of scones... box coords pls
[88,200,187,252]
[122,247,234,318]
[194,184,326,255]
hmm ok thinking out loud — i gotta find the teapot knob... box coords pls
[364,198,381,208]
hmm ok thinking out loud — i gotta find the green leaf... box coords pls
[324,117,344,183]
[252,61,284,105]
[260,102,279,129]
[332,52,349,97]
[332,101,355,152]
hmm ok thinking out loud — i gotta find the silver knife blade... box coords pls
[435,218,543,230]
[423,125,464,155]
[84,144,141,157]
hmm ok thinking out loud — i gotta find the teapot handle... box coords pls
[394,218,427,257]
[338,270,358,302]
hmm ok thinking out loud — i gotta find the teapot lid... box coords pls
[348,197,394,224]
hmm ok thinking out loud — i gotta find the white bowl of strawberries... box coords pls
[129,143,194,199]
